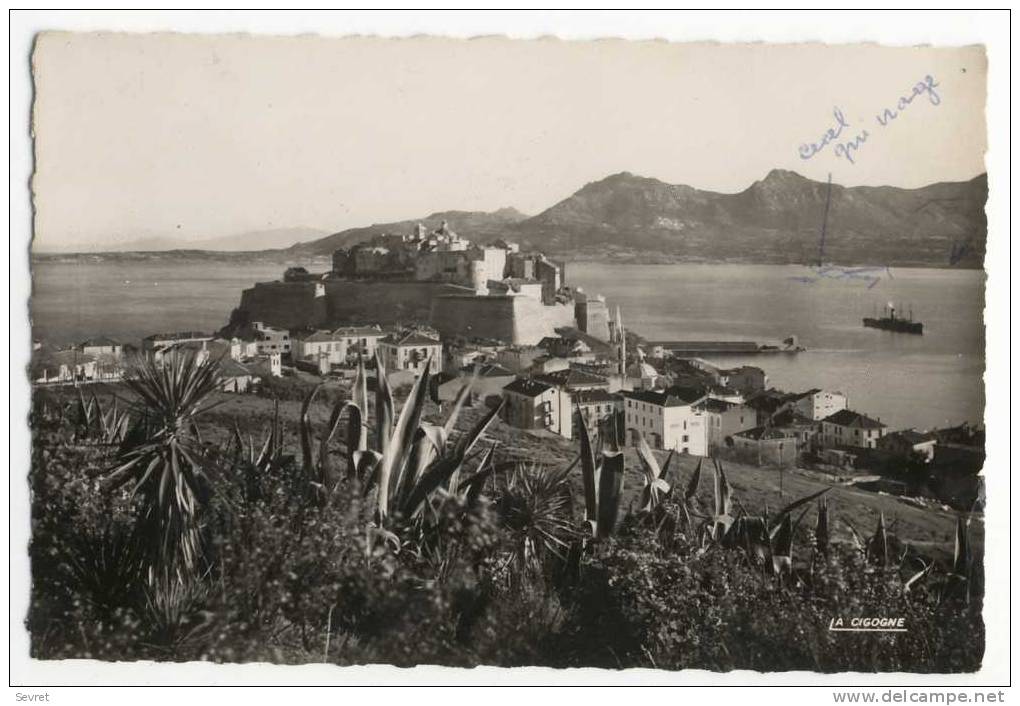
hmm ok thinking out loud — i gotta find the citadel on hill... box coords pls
[227,220,614,345]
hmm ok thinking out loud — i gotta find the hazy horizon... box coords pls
[32,35,987,252]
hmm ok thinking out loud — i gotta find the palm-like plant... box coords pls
[497,463,579,580]
[104,351,223,583]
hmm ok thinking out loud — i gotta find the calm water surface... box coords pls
[30,259,985,431]
[569,263,985,431]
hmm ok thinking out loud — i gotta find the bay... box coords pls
[29,258,985,431]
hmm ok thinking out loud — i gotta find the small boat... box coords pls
[863,302,923,335]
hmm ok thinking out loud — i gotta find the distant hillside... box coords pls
[288,208,529,256]
[37,226,331,254]
[508,170,987,268]
[41,171,986,268]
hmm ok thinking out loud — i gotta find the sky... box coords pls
[31,34,987,251]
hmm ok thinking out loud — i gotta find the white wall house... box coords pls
[790,389,848,421]
[623,386,709,455]
[377,331,443,375]
[820,409,887,449]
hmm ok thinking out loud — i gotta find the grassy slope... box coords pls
[201,390,982,564]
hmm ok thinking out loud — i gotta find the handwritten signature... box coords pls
[798,75,941,166]
[791,265,892,289]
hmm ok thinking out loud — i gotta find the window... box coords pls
[682,435,688,442]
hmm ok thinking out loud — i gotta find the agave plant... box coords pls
[710,458,735,541]
[634,433,674,514]
[944,514,973,603]
[103,350,223,582]
[815,497,830,555]
[576,405,625,540]
[298,354,504,524]
[867,512,890,567]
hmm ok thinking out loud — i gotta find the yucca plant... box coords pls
[496,462,579,582]
[103,350,223,583]
[576,405,625,540]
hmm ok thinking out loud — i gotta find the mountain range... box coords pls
[37,170,987,268]
[289,170,987,268]
[35,226,331,254]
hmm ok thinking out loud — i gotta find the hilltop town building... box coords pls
[694,398,755,451]
[292,325,386,371]
[78,336,123,359]
[820,409,888,449]
[623,386,709,454]
[235,221,611,347]
[732,426,799,467]
[378,330,443,375]
[500,377,572,439]
[573,289,611,341]
[788,389,848,421]
[572,388,623,439]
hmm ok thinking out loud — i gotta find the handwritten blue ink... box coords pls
[834,130,870,165]
[949,238,973,266]
[798,108,850,160]
[875,75,941,127]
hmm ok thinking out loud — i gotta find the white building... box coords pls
[820,409,888,449]
[789,388,848,421]
[250,321,292,355]
[623,385,710,455]
[377,330,443,375]
[292,325,385,370]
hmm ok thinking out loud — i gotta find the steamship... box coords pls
[863,303,923,335]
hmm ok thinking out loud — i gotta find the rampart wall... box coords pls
[430,295,575,345]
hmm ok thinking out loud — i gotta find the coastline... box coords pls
[30,249,984,271]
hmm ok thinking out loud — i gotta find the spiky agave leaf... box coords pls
[711,459,734,540]
[771,514,794,576]
[400,398,504,518]
[576,405,599,531]
[298,383,324,479]
[635,433,671,513]
[815,498,830,554]
[685,458,703,503]
[867,513,889,566]
[769,486,832,533]
[904,560,933,594]
[317,399,361,484]
[459,443,498,507]
[373,352,395,455]
[596,450,625,539]
[397,422,447,507]
[375,359,432,518]
[949,514,972,603]
[351,354,369,451]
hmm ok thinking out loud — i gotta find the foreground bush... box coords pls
[26,358,984,671]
